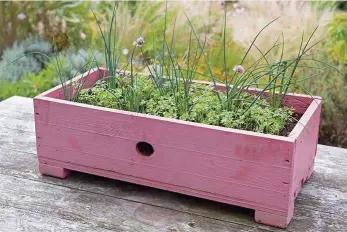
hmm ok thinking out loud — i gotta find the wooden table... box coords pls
[0,96,346,232]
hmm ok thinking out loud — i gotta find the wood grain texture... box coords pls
[36,122,292,191]
[0,204,112,232]
[0,96,34,114]
[0,174,264,232]
[290,99,322,199]
[0,100,346,232]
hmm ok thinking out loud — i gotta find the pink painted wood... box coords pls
[33,68,322,228]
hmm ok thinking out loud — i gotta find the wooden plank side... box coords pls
[36,122,291,191]
[38,155,290,214]
[34,97,294,167]
[290,100,322,197]
[0,173,264,232]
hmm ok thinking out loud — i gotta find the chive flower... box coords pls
[17,13,26,20]
[133,37,145,47]
[233,65,245,75]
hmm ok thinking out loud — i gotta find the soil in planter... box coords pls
[76,76,298,136]
[279,113,302,136]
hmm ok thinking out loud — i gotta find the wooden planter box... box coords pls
[34,68,322,228]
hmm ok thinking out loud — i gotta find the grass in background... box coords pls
[228,1,333,61]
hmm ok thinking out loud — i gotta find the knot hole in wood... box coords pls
[136,142,154,157]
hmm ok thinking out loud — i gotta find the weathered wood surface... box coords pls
[0,96,346,231]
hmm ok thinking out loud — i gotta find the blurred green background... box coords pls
[0,1,346,147]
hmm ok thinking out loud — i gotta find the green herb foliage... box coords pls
[77,75,293,135]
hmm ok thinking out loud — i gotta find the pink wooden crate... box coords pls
[34,68,322,228]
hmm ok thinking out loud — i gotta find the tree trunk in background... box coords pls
[8,1,18,49]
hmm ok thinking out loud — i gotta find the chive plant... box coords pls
[184,7,343,113]
[73,3,341,116]
[76,2,340,117]
[88,2,209,116]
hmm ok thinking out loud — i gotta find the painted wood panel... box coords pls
[290,99,322,198]
[35,124,292,191]
[39,156,289,217]
[37,144,290,209]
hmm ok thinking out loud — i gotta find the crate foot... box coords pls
[255,210,292,228]
[39,163,71,179]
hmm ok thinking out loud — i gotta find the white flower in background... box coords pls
[233,65,245,75]
[232,2,246,15]
[133,37,145,47]
[61,20,66,32]
[17,13,26,20]
[37,21,44,35]
[122,48,129,55]
[79,31,86,40]
[236,7,246,15]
